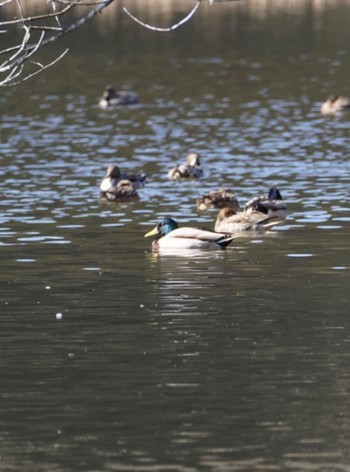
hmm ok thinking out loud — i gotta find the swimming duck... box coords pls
[99,85,139,109]
[320,95,350,115]
[215,207,282,233]
[100,164,146,200]
[197,188,240,211]
[244,187,288,221]
[214,187,287,234]
[167,153,203,180]
[100,179,139,202]
[145,217,234,251]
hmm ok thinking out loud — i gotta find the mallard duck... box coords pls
[244,187,288,221]
[98,85,139,109]
[100,164,146,200]
[214,187,287,234]
[145,217,234,250]
[320,95,350,115]
[197,188,239,211]
[215,207,282,233]
[100,179,139,202]
[167,153,203,180]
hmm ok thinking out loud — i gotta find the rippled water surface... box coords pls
[1,1,350,470]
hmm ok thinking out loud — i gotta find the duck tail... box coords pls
[216,236,235,249]
[268,187,283,200]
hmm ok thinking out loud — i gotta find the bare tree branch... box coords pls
[123,1,201,32]
[0,0,114,86]
[0,0,234,86]
[5,49,69,86]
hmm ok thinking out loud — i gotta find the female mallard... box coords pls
[100,164,146,200]
[244,187,288,221]
[215,207,282,233]
[99,85,139,109]
[100,179,139,202]
[145,217,234,250]
[167,153,203,180]
[197,188,239,211]
[320,95,350,115]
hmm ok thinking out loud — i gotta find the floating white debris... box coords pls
[287,253,314,258]
[56,312,63,320]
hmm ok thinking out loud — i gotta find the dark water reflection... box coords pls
[1,1,350,470]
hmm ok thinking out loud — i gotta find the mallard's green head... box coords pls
[145,218,179,238]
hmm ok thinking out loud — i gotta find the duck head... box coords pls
[106,164,121,179]
[145,218,179,238]
[186,153,200,167]
[216,207,237,223]
[327,94,339,104]
[197,196,212,211]
[103,85,118,101]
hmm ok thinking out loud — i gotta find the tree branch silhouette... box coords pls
[0,0,237,86]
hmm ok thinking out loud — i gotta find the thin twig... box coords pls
[1,0,113,72]
[1,48,69,86]
[123,1,201,32]
[0,0,15,6]
[51,0,63,29]
[0,24,30,71]
[0,0,80,25]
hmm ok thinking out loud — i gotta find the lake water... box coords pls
[1,1,350,470]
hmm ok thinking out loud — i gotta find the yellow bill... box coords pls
[144,226,159,238]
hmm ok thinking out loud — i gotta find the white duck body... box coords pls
[100,176,115,193]
[157,227,231,250]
